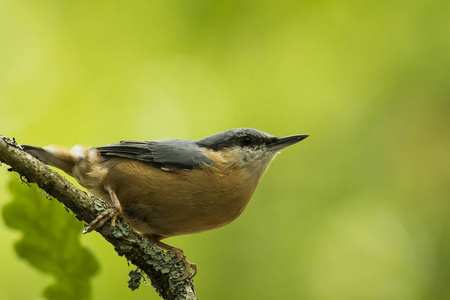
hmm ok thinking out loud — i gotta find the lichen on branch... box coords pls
[0,135,197,300]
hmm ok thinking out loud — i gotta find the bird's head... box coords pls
[197,128,308,178]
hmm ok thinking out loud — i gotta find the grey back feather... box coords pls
[96,139,213,170]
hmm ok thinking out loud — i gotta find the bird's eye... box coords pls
[242,136,252,146]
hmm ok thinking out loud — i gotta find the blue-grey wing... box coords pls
[95,139,212,170]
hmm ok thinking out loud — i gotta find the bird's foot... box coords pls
[157,241,198,281]
[171,247,198,281]
[84,186,122,234]
[83,206,121,234]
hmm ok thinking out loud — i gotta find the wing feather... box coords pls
[95,139,212,170]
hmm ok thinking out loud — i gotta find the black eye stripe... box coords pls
[200,134,270,150]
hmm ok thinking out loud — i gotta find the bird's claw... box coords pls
[83,207,120,234]
[155,242,197,281]
[172,250,197,281]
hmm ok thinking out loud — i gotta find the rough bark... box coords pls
[0,135,197,300]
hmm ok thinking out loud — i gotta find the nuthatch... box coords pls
[23,128,308,280]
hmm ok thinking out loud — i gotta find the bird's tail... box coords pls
[23,144,108,195]
[22,145,79,175]
[22,143,103,174]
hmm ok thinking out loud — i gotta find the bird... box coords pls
[22,128,308,280]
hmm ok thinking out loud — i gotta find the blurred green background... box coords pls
[1,0,449,299]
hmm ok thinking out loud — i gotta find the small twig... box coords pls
[0,134,197,300]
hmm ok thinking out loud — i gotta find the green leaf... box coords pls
[2,179,99,300]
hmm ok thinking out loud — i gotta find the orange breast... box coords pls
[102,157,260,238]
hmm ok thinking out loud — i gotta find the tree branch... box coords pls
[0,135,197,300]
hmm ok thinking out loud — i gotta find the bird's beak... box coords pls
[268,134,309,151]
